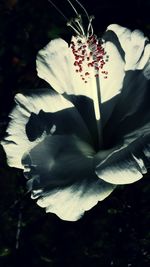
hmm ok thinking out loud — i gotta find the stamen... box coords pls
[67,20,81,35]
[74,15,85,35]
[71,33,108,83]
[87,15,95,37]
[75,0,90,20]
[66,0,78,15]
[47,0,68,21]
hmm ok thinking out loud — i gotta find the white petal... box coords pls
[100,40,125,103]
[102,67,150,146]
[1,89,91,168]
[23,134,115,221]
[96,134,150,184]
[107,24,149,71]
[36,38,93,99]
[37,179,115,221]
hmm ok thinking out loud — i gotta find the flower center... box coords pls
[67,14,108,83]
[70,34,109,82]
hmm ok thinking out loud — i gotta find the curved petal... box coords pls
[36,38,92,99]
[96,26,150,185]
[100,25,150,127]
[1,89,92,168]
[36,28,126,140]
[107,24,149,71]
[102,70,150,148]
[102,25,150,143]
[22,135,115,221]
[36,25,150,109]
[99,31,125,103]
[95,133,150,185]
[36,33,125,104]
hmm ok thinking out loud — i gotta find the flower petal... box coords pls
[1,89,92,168]
[102,70,150,148]
[36,38,92,99]
[99,26,150,185]
[100,25,150,125]
[107,24,150,71]
[36,33,125,104]
[95,133,150,184]
[101,24,150,140]
[99,31,125,103]
[36,29,127,140]
[22,135,115,221]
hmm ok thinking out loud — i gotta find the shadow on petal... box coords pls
[103,70,150,148]
[96,133,150,185]
[22,134,115,221]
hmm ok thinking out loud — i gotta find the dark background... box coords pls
[0,0,150,266]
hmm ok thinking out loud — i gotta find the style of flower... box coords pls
[1,2,150,221]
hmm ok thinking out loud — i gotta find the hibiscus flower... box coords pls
[1,2,150,221]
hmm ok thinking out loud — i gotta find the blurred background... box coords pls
[0,0,150,266]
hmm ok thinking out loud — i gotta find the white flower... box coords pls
[1,22,150,221]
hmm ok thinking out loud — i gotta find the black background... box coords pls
[0,0,150,266]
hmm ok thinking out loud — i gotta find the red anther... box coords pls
[97,46,102,51]
[71,34,108,82]
[89,62,94,67]
[97,56,102,60]
[74,61,79,66]
[85,72,90,76]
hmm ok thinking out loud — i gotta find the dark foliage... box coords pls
[0,0,150,266]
